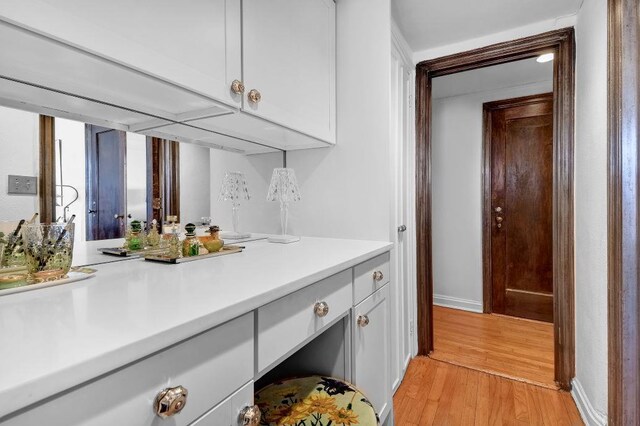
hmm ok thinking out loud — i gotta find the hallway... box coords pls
[393,357,583,425]
[430,306,555,388]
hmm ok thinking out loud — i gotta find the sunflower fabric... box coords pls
[255,376,379,426]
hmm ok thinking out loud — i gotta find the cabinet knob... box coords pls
[372,270,384,282]
[248,89,262,104]
[231,79,245,95]
[154,385,188,419]
[357,314,370,328]
[239,405,261,426]
[314,301,330,317]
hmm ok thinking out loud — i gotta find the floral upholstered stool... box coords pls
[255,376,379,426]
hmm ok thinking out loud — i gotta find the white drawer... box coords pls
[4,313,254,426]
[190,381,254,426]
[353,252,390,305]
[257,269,352,372]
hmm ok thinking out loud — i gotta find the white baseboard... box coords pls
[433,294,483,313]
[571,378,607,426]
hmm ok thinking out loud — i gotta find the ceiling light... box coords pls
[536,53,554,63]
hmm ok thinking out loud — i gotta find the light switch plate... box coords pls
[7,175,37,195]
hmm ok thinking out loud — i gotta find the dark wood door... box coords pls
[485,93,553,322]
[85,125,126,240]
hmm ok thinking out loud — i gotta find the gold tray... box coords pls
[144,245,243,264]
[0,267,96,296]
[98,246,168,257]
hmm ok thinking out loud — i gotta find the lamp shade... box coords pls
[219,171,251,205]
[266,168,301,203]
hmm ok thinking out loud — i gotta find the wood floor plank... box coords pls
[431,306,556,388]
[392,355,584,425]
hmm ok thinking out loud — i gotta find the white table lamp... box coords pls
[219,171,251,239]
[266,168,301,243]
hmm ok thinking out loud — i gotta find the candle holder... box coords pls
[219,171,251,239]
[266,168,301,244]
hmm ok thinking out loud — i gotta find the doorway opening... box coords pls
[415,28,575,390]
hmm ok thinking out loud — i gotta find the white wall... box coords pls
[573,0,608,421]
[209,150,282,234]
[287,0,392,242]
[431,81,552,311]
[179,143,211,225]
[0,106,39,221]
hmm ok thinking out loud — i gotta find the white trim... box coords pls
[391,19,413,67]
[412,14,577,64]
[571,378,607,426]
[433,294,483,313]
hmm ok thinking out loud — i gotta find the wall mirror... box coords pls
[0,77,283,266]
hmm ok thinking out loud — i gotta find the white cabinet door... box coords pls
[242,0,336,143]
[191,381,255,426]
[0,0,242,106]
[352,284,391,423]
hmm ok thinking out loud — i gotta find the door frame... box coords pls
[608,0,640,423]
[482,92,555,316]
[415,28,575,389]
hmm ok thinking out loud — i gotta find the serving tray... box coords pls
[0,267,97,295]
[144,245,243,264]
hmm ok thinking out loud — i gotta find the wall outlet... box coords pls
[7,175,37,195]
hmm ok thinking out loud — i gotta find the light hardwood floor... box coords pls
[430,306,556,388]
[393,357,583,425]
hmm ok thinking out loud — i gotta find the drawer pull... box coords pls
[154,385,188,419]
[239,405,261,426]
[314,301,330,318]
[231,79,245,95]
[357,314,370,328]
[372,270,384,282]
[248,89,262,104]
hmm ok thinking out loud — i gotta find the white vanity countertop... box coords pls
[0,237,392,418]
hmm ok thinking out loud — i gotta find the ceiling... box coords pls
[392,0,582,52]
[432,57,553,100]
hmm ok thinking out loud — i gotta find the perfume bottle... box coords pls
[168,228,181,258]
[200,225,224,253]
[182,223,200,257]
[128,220,142,251]
[147,219,160,247]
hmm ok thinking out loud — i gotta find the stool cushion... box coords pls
[255,376,379,426]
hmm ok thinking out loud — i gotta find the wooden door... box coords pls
[484,93,554,323]
[86,125,126,241]
[242,0,336,143]
[146,137,180,230]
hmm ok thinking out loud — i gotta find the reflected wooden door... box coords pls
[85,125,126,240]
[484,93,553,322]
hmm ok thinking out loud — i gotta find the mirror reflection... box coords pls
[0,103,283,266]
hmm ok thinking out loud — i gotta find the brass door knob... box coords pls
[231,79,245,95]
[357,314,370,328]
[247,89,262,104]
[314,301,329,317]
[154,385,188,419]
[372,270,384,282]
[239,405,261,426]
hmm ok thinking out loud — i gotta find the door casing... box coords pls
[415,28,575,390]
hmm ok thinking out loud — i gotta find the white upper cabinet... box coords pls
[242,0,336,144]
[0,0,242,108]
[0,0,336,152]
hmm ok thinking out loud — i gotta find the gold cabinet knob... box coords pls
[357,314,370,328]
[231,79,245,95]
[239,405,261,426]
[372,270,384,282]
[154,385,188,418]
[247,89,262,104]
[314,301,330,318]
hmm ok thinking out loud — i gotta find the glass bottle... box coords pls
[168,228,181,259]
[201,225,224,253]
[147,219,160,247]
[182,223,199,257]
[128,220,142,251]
